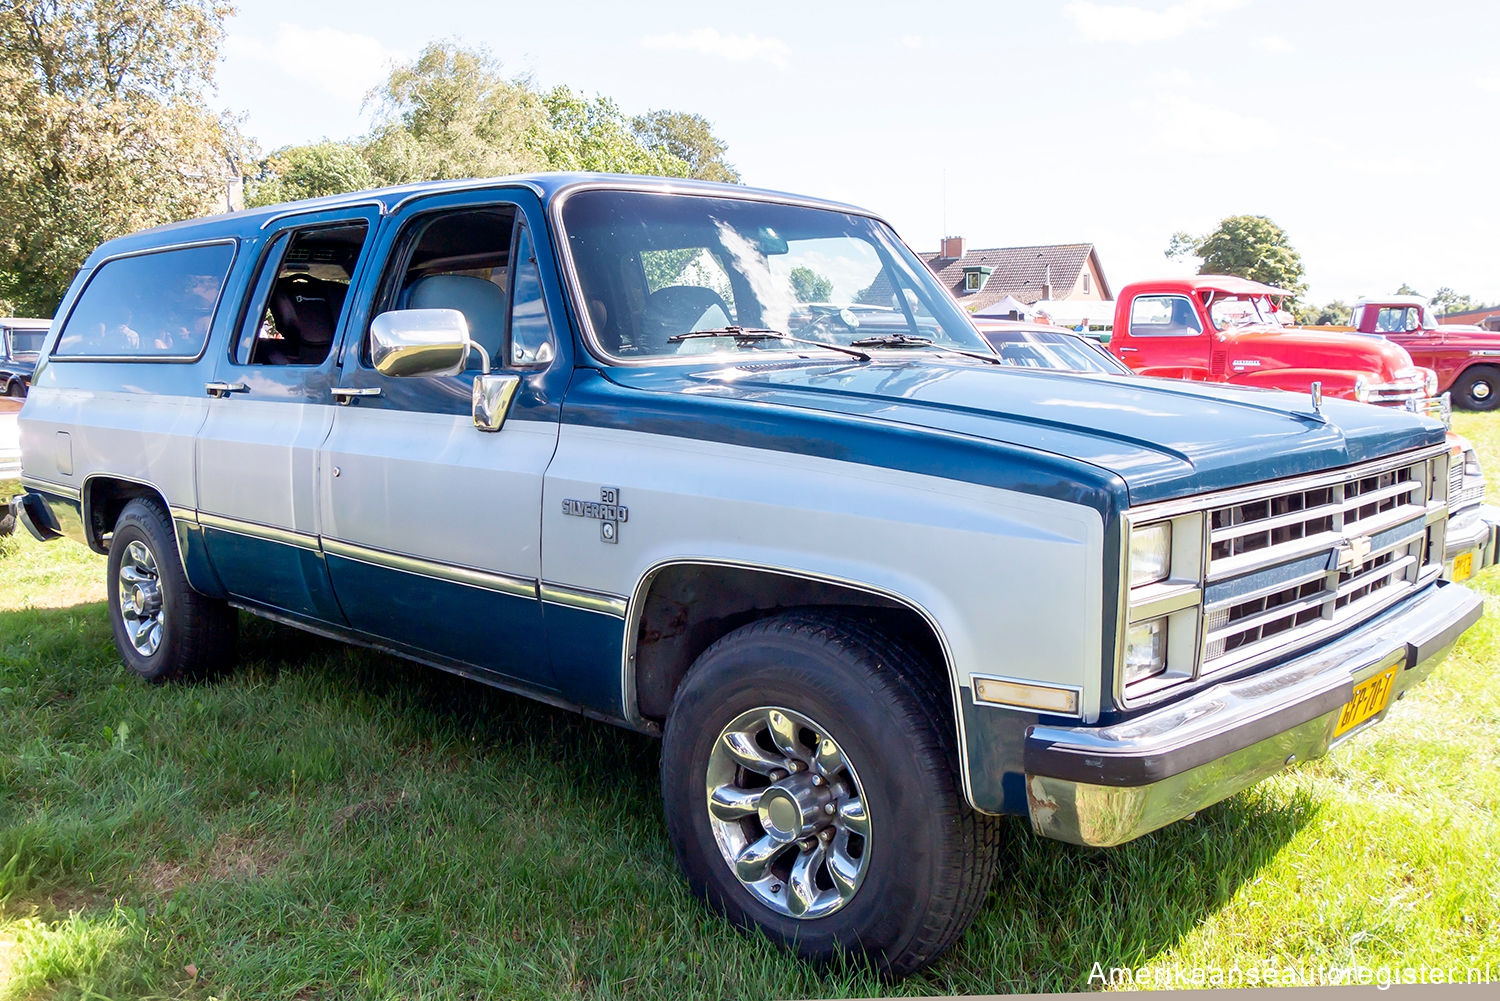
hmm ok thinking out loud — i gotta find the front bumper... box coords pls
[1024,581,1483,847]
[1443,503,1500,580]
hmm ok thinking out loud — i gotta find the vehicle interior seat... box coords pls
[404,274,508,369]
[265,274,343,365]
[640,285,732,351]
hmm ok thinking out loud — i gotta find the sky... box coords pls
[214,0,1500,307]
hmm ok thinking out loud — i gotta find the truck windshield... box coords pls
[560,189,992,361]
[8,328,46,359]
[1208,295,1285,330]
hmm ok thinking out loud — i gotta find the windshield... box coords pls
[980,328,1131,374]
[560,189,992,360]
[1207,294,1285,330]
[7,327,46,359]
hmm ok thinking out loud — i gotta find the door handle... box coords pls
[331,386,382,405]
[1117,346,1138,353]
[205,381,249,398]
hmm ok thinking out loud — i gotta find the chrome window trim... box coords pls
[619,557,986,811]
[47,237,240,365]
[1112,442,1451,712]
[321,537,537,599]
[546,181,899,370]
[258,199,385,230]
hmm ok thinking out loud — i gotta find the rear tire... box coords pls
[2,379,22,398]
[660,611,999,977]
[1452,366,1500,411]
[106,497,236,682]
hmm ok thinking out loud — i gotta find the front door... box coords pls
[195,208,380,623]
[317,190,565,689]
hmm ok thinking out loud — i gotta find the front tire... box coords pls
[1452,366,1500,411]
[106,497,236,682]
[2,379,22,398]
[660,612,999,977]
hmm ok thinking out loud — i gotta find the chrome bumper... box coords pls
[1443,503,1500,579]
[1024,581,1484,847]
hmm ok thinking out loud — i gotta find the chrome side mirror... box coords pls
[473,373,520,432]
[370,308,473,378]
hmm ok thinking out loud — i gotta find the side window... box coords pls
[235,222,369,366]
[1129,295,1202,337]
[508,224,556,366]
[53,243,235,358]
[375,206,518,372]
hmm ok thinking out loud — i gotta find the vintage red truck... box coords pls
[1108,276,1442,414]
[1324,295,1500,411]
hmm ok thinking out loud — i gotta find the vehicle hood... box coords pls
[1223,326,1416,378]
[602,357,1443,506]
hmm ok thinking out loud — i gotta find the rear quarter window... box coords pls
[52,242,236,359]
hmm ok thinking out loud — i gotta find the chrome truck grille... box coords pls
[1118,445,1451,707]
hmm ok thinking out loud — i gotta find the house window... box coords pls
[961,265,992,294]
[964,273,981,292]
[1083,273,1091,294]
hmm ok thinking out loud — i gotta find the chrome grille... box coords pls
[1201,456,1442,671]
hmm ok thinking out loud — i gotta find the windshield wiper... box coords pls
[667,326,871,361]
[848,333,1000,365]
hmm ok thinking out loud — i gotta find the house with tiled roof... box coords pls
[921,238,1111,315]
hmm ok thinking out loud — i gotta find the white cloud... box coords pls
[1254,34,1293,53]
[1147,69,1194,88]
[640,28,791,68]
[1477,74,1500,93]
[225,23,401,103]
[1064,0,1246,44]
[1127,91,1272,152]
[899,34,928,49]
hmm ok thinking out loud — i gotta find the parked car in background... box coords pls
[8,174,1489,975]
[1109,277,1445,419]
[1,318,50,397]
[1303,295,1500,411]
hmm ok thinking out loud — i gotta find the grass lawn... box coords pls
[2,417,1499,999]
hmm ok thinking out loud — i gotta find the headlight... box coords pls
[1424,368,1439,397]
[1129,522,1172,586]
[1124,618,1168,684]
[1353,376,1371,403]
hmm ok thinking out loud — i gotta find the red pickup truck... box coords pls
[1331,295,1500,411]
[1109,276,1441,414]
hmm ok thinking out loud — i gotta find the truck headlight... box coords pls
[1129,522,1172,586]
[1424,369,1438,397]
[1354,376,1371,403]
[1124,617,1168,684]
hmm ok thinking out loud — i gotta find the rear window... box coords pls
[53,242,236,359]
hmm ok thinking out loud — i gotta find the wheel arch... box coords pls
[624,558,975,801]
[79,474,219,595]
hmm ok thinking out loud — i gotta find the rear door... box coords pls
[316,188,567,689]
[195,208,380,623]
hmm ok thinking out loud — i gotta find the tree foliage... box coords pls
[362,41,545,184]
[789,266,833,302]
[0,0,245,315]
[245,141,377,208]
[535,85,684,176]
[1165,215,1307,298]
[631,109,740,182]
[1294,300,1351,326]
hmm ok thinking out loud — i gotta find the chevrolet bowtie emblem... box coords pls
[1335,533,1373,571]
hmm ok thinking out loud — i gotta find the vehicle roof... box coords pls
[1355,294,1427,307]
[83,172,883,263]
[1121,275,1294,297]
[0,318,51,327]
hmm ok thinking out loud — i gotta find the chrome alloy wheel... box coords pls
[117,539,165,657]
[705,706,871,919]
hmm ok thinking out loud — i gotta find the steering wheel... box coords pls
[799,306,860,342]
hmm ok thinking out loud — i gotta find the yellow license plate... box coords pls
[1333,664,1401,738]
[1453,552,1474,582]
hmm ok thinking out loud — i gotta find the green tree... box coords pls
[1294,300,1351,326]
[0,0,245,316]
[789,266,833,302]
[246,141,378,208]
[1164,215,1307,297]
[631,110,740,182]
[534,86,685,175]
[362,41,545,184]
[1430,287,1473,316]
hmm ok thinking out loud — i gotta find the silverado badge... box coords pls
[562,487,628,544]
